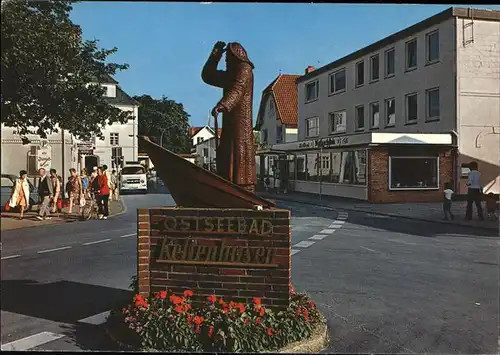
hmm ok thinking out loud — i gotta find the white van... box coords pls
[119,163,148,194]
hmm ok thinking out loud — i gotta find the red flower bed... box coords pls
[108,283,322,352]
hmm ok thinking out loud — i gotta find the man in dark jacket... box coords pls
[36,168,54,220]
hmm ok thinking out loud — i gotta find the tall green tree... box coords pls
[1,0,132,141]
[134,95,191,154]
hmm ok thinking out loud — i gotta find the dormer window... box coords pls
[103,84,116,98]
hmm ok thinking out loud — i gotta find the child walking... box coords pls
[443,182,454,220]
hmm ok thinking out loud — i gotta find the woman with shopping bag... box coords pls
[7,170,30,220]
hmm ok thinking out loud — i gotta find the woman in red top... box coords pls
[95,167,110,220]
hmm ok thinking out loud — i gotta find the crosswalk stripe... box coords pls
[320,229,335,234]
[294,240,316,248]
[1,332,65,351]
[309,234,328,241]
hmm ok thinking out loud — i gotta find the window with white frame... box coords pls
[406,39,417,69]
[329,69,346,94]
[355,61,364,87]
[385,48,395,77]
[426,88,440,120]
[355,105,365,130]
[370,102,380,128]
[426,30,439,63]
[389,156,439,189]
[110,133,119,146]
[306,117,319,137]
[329,110,346,133]
[405,93,418,123]
[305,81,319,102]
[370,54,380,81]
[385,98,395,126]
[197,137,204,144]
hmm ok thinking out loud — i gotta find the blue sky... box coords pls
[70,3,499,127]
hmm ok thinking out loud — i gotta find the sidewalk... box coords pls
[258,191,499,232]
[0,199,126,231]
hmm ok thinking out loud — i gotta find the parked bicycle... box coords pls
[81,191,99,220]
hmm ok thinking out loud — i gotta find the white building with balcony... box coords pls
[272,7,500,202]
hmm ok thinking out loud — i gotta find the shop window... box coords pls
[294,149,367,186]
[389,156,439,190]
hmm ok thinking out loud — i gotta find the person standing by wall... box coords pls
[8,170,30,220]
[36,168,53,221]
[95,167,110,220]
[49,169,61,214]
[465,161,484,220]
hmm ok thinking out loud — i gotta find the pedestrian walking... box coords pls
[465,161,484,220]
[8,170,30,220]
[36,168,53,221]
[49,168,61,213]
[110,169,119,201]
[443,182,454,220]
[67,168,83,215]
[95,167,110,219]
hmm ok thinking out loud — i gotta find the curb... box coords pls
[260,194,498,233]
[106,318,329,353]
[276,320,329,353]
[108,198,127,219]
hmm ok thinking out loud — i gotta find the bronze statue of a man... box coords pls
[202,41,256,193]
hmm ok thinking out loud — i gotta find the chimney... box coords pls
[305,66,315,74]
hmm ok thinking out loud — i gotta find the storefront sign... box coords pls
[298,136,349,150]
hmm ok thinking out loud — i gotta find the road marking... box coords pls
[78,310,110,325]
[37,246,72,254]
[360,246,377,253]
[1,254,21,260]
[309,234,328,241]
[320,229,335,234]
[338,213,348,217]
[1,332,65,351]
[120,233,137,238]
[294,240,316,248]
[337,216,347,220]
[291,249,300,256]
[387,238,417,246]
[83,239,111,246]
[331,220,345,225]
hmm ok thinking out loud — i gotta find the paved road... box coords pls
[1,196,498,353]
